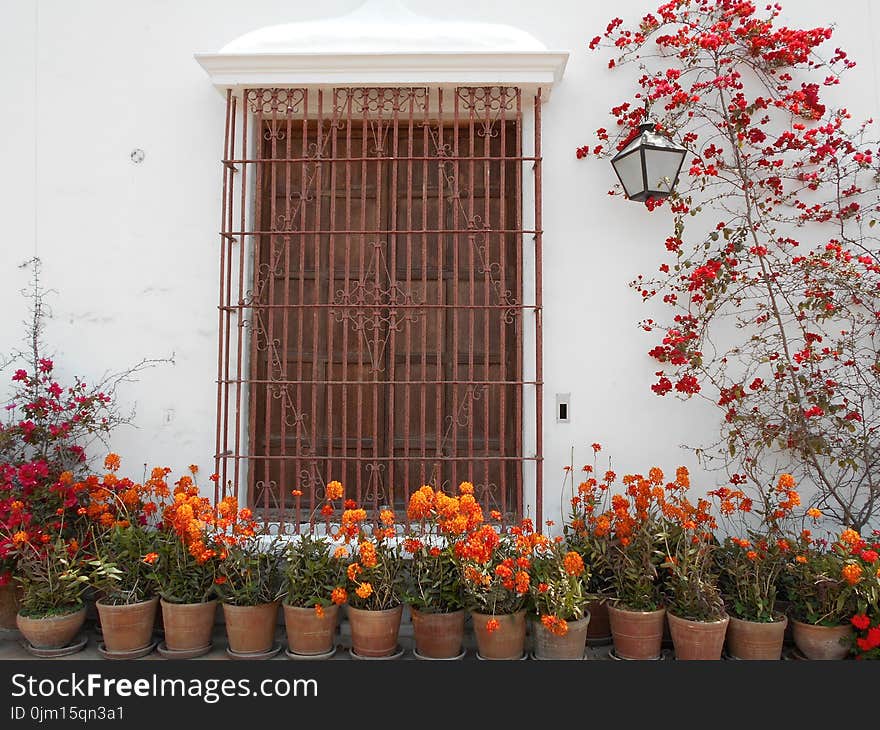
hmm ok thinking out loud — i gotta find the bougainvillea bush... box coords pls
[580,1,880,530]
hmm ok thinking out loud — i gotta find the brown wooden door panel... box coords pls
[252,117,521,515]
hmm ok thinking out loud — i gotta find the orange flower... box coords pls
[333,546,349,560]
[746,550,758,561]
[840,529,861,546]
[537,582,549,593]
[12,531,28,546]
[485,618,500,634]
[795,555,808,564]
[189,464,199,475]
[104,453,121,472]
[490,510,502,521]
[515,571,530,594]
[325,481,344,501]
[347,563,362,581]
[379,509,395,526]
[459,482,474,495]
[806,507,822,519]
[777,473,796,490]
[540,614,569,637]
[314,604,325,618]
[331,587,347,605]
[291,489,303,497]
[359,541,378,569]
[355,582,373,599]
[563,551,585,577]
[842,563,863,586]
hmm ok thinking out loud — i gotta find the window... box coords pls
[215,87,543,530]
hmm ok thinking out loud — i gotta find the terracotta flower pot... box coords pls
[532,612,591,660]
[585,598,611,643]
[471,609,527,660]
[0,583,23,630]
[223,601,280,654]
[667,612,729,660]
[792,620,853,660]
[160,599,217,651]
[410,608,465,658]
[726,615,787,660]
[17,606,86,650]
[283,603,338,656]
[607,603,666,660]
[97,596,159,653]
[347,604,403,658]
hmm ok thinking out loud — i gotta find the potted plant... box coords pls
[0,264,166,630]
[455,493,539,660]
[214,518,286,658]
[402,484,476,659]
[595,466,671,660]
[785,528,877,659]
[712,474,808,659]
[659,478,728,660]
[152,467,220,658]
[212,493,285,657]
[529,538,591,660]
[82,454,161,657]
[340,503,404,658]
[281,481,347,657]
[283,532,347,657]
[564,444,616,644]
[12,531,89,652]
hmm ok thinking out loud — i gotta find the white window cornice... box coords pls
[194,51,569,96]
[194,1,569,98]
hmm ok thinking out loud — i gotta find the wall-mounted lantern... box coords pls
[610,122,687,202]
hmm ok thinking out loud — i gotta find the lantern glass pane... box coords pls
[612,149,645,200]
[644,147,685,196]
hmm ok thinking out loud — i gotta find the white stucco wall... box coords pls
[1,0,878,524]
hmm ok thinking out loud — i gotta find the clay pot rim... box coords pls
[410,606,466,616]
[727,612,788,626]
[283,601,339,610]
[159,597,218,607]
[791,618,852,629]
[96,595,160,609]
[607,603,666,616]
[17,604,86,622]
[469,608,527,619]
[221,599,281,609]
[529,609,592,625]
[346,603,403,615]
[667,610,730,626]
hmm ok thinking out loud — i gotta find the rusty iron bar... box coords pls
[215,87,540,530]
[534,89,544,533]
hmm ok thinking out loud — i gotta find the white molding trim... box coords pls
[194,51,570,99]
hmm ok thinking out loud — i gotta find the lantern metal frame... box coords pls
[610,121,688,203]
